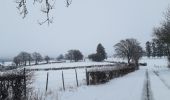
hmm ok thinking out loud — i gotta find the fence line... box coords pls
[62,70,65,91]
[26,64,116,71]
[43,64,135,91]
[75,69,79,87]
[0,63,135,99]
[46,72,49,92]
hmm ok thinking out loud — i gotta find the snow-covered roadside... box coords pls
[140,57,170,100]
[155,70,170,88]
[140,57,168,70]
[149,70,170,100]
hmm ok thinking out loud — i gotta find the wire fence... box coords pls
[32,63,136,92]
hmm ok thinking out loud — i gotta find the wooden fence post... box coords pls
[23,68,26,99]
[46,72,49,92]
[86,68,89,85]
[75,69,79,87]
[62,71,65,91]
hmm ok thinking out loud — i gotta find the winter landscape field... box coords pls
[1,0,170,100]
[24,57,169,100]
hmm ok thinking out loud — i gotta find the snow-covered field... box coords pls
[60,69,146,100]
[28,61,112,69]
[31,61,115,98]
[14,57,170,100]
[32,69,87,93]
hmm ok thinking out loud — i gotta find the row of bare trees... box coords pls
[13,50,84,67]
[13,52,50,66]
[12,40,143,68]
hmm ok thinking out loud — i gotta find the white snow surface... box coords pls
[149,71,170,100]
[60,69,146,100]
[28,61,112,69]
[30,57,170,100]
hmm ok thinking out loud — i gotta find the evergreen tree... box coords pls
[146,41,151,58]
[88,43,107,62]
[96,43,107,61]
[152,42,156,57]
[163,44,169,56]
[155,40,164,57]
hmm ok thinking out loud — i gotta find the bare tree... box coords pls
[65,50,83,62]
[32,52,43,65]
[28,53,33,66]
[57,54,64,61]
[131,45,143,69]
[114,38,143,66]
[44,55,50,63]
[13,52,31,66]
[13,56,22,66]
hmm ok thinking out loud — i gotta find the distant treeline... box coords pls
[145,40,169,58]
[11,43,107,67]
[1,39,144,72]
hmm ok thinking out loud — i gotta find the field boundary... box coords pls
[26,64,117,71]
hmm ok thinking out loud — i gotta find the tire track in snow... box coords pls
[142,70,153,100]
[153,71,170,90]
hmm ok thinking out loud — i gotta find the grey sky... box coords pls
[0,0,170,58]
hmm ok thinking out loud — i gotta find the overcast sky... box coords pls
[0,0,170,58]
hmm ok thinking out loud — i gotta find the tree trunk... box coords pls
[29,60,31,66]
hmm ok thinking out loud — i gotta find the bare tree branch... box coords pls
[38,0,56,25]
[15,0,64,25]
[16,0,28,18]
[66,0,72,7]
[33,0,43,4]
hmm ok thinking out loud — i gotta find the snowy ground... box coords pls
[32,69,87,93]
[28,61,112,69]
[30,57,170,100]
[60,69,146,100]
